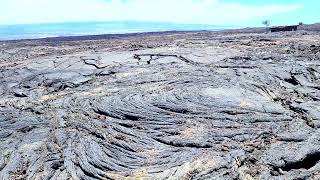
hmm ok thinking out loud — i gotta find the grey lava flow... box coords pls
[1,31,320,179]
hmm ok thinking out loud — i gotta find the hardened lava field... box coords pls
[1,31,320,179]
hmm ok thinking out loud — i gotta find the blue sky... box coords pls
[0,0,319,26]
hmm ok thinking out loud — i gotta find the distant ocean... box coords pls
[0,21,231,41]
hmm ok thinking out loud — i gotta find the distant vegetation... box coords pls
[262,20,270,33]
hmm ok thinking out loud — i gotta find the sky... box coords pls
[0,0,319,27]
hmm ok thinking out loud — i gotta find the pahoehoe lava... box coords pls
[1,31,320,179]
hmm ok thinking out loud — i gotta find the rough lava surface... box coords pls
[1,31,320,179]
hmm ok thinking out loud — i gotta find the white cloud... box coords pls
[0,0,300,25]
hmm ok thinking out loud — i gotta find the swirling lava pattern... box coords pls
[57,64,293,179]
[1,32,320,179]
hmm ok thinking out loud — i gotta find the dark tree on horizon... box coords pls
[262,20,270,33]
